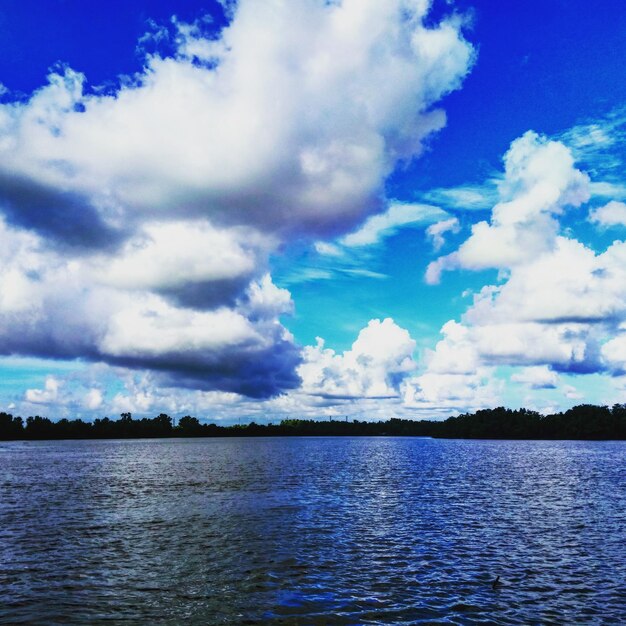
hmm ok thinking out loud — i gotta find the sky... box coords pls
[0,0,625,422]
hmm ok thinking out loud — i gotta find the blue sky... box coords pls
[0,0,625,421]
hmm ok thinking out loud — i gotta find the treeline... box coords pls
[1,404,626,441]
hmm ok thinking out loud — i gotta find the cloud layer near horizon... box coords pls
[406,131,626,410]
[0,0,473,397]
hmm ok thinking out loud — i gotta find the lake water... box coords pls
[1,437,624,624]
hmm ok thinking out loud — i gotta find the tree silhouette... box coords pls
[1,404,625,441]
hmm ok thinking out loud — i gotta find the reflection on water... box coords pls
[1,437,624,624]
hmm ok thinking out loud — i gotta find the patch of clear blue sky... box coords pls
[392,0,626,192]
[0,0,228,93]
[0,357,82,389]
[1,0,625,362]
[272,226,498,352]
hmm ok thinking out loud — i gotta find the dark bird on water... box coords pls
[491,576,501,589]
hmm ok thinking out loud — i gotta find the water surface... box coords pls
[1,437,624,624]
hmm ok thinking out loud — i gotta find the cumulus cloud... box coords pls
[0,1,474,240]
[403,369,501,411]
[95,220,275,309]
[25,376,62,405]
[466,238,626,327]
[84,388,104,410]
[426,131,590,283]
[511,366,559,389]
[419,129,626,406]
[427,319,596,375]
[562,384,585,401]
[602,331,626,374]
[0,231,300,397]
[298,318,416,399]
[589,200,626,227]
[0,0,474,397]
[399,320,500,410]
[99,222,263,290]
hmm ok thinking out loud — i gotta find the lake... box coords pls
[1,437,624,624]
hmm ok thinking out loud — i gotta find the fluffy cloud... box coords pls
[426,131,590,283]
[602,330,626,374]
[422,318,595,374]
[510,366,559,389]
[419,129,626,406]
[25,376,62,404]
[97,221,268,293]
[298,318,416,399]
[0,1,473,240]
[84,388,104,410]
[466,238,626,327]
[589,200,626,227]
[24,374,103,412]
[0,211,299,396]
[0,1,474,397]
[403,369,501,411]
[401,321,501,410]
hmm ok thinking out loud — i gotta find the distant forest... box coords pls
[1,404,626,440]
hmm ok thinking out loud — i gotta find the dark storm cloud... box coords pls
[0,171,127,251]
[148,339,303,399]
[158,275,254,310]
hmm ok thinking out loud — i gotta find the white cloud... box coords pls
[562,384,584,400]
[559,121,615,151]
[408,316,589,395]
[111,383,156,415]
[511,366,559,389]
[589,181,626,200]
[0,1,474,239]
[422,183,497,210]
[556,109,626,175]
[100,299,259,358]
[472,323,592,369]
[339,268,387,279]
[426,216,460,251]
[25,376,62,404]
[244,273,294,319]
[0,222,300,397]
[341,202,449,247]
[426,131,590,283]
[85,388,104,410]
[423,320,480,374]
[400,320,498,410]
[97,221,270,293]
[589,200,626,227]
[299,318,416,399]
[465,238,626,326]
[400,318,501,411]
[314,241,343,257]
[0,1,474,397]
[602,332,626,373]
[403,368,501,411]
[421,128,626,399]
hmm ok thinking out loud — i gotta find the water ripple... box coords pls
[1,437,624,624]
